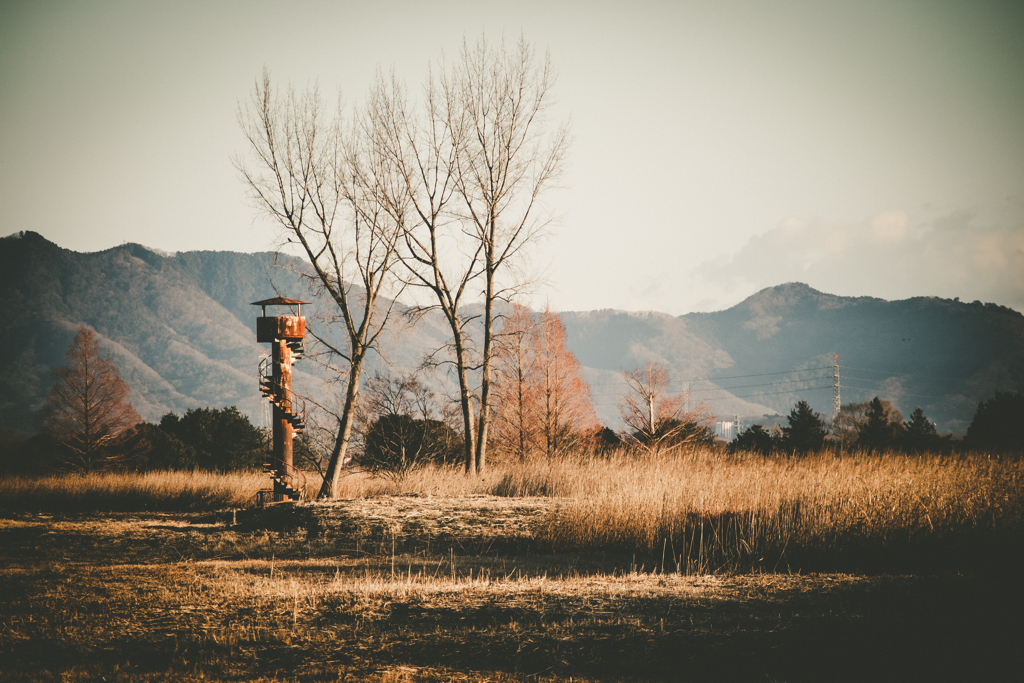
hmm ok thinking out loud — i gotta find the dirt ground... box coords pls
[1,495,1022,682]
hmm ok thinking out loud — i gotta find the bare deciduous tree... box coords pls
[370,36,569,474]
[237,71,404,498]
[39,325,141,471]
[358,369,461,477]
[357,67,481,474]
[620,361,713,451]
[363,370,439,423]
[447,37,570,474]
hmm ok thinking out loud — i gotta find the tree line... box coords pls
[0,321,709,476]
[730,393,1024,456]
[3,323,1022,479]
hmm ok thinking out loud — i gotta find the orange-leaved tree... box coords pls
[39,325,141,471]
[491,304,598,459]
[533,307,599,457]
[490,304,539,460]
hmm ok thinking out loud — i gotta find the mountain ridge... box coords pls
[2,232,1021,433]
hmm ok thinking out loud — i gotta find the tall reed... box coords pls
[0,470,267,512]
[3,450,1021,575]
[527,448,1024,573]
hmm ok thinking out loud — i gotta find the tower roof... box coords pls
[250,296,311,306]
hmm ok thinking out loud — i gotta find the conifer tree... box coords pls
[965,391,1024,453]
[782,400,826,455]
[902,407,939,453]
[490,304,540,460]
[858,397,905,452]
[533,307,599,458]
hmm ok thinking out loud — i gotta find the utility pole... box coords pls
[649,394,656,435]
[833,355,841,419]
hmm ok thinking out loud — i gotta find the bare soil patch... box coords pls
[1,496,1021,682]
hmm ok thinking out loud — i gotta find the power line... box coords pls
[586,365,833,387]
[699,377,833,392]
[676,366,833,383]
[843,375,895,382]
[592,385,832,406]
[840,365,968,383]
[689,386,833,402]
[836,385,951,401]
[590,375,832,397]
[586,361,965,407]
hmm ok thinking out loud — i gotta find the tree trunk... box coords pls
[447,316,477,475]
[318,353,365,498]
[474,272,495,475]
[456,356,477,475]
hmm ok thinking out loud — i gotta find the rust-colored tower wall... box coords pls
[257,316,306,343]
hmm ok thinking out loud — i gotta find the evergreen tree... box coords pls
[136,423,198,470]
[729,424,779,456]
[833,398,904,450]
[902,407,941,453]
[362,414,462,476]
[157,406,265,471]
[965,391,1024,453]
[782,401,826,455]
[858,397,905,452]
[588,426,622,454]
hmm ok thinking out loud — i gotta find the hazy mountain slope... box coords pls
[558,310,777,427]
[4,235,1021,435]
[0,232,314,429]
[681,283,1024,432]
[0,232,456,432]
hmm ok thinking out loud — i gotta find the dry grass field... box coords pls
[2,449,1023,681]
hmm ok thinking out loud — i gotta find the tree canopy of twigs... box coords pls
[364,35,569,475]
[237,70,404,498]
[238,34,567,485]
[39,325,141,472]
[620,360,714,452]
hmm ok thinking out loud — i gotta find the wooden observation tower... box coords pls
[252,296,309,501]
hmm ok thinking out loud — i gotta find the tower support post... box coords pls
[272,338,295,501]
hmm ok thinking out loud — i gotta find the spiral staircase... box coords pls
[252,296,311,505]
[258,347,307,501]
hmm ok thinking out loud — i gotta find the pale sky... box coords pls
[3,0,1022,313]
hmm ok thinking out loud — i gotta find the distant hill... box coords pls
[0,231,453,433]
[0,232,314,430]
[562,283,1024,432]
[3,232,1021,434]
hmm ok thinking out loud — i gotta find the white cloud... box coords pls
[681,209,1024,313]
